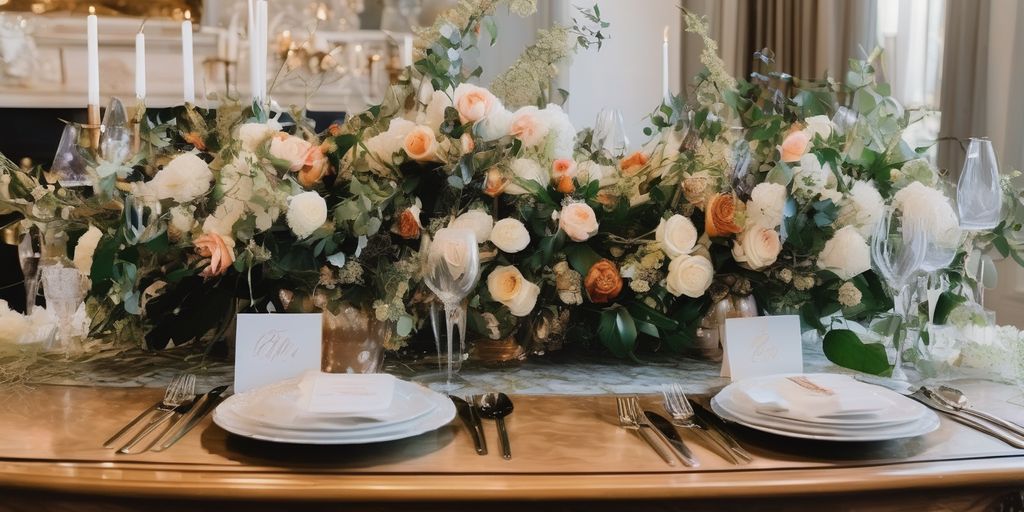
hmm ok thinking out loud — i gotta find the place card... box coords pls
[234,313,323,393]
[300,372,397,414]
[721,315,802,381]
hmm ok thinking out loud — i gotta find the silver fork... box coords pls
[662,384,752,465]
[116,374,196,454]
[616,396,677,466]
[103,373,191,448]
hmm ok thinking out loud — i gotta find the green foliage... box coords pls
[823,329,892,375]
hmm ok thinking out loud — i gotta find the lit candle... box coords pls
[135,28,146,100]
[402,35,413,68]
[182,10,195,103]
[661,26,670,103]
[87,6,99,107]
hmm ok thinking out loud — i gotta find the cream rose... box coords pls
[746,182,788,229]
[454,83,498,123]
[837,180,884,237]
[490,218,530,253]
[655,214,698,259]
[732,226,782,270]
[286,191,328,239]
[504,158,547,195]
[509,106,551,148]
[149,153,213,203]
[450,209,493,243]
[270,133,315,172]
[403,125,440,162]
[430,228,475,279]
[666,254,714,298]
[72,225,103,277]
[487,265,541,316]
[817,225,871,280]
[559,202,599,242]
[803,115,834,140]
[238,121,279,152]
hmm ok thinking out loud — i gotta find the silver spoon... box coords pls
[476,393,514,460]
[934,386,1024,438]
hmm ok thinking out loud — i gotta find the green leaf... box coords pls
[933,292,967,325]
[564,243,601,276]
[598,306,637,358]
[822,329,892,375]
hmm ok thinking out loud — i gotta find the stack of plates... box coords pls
[213,375,456,444]
[711,373,940,441]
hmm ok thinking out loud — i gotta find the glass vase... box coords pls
[693,293,758,361]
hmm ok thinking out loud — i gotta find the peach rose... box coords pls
[509,107,550,147]
[705,193,743,238]
[460,133,476,154]
[554,175,575,194]
[194,232,235,278]
[395,205,422,239]
[584,259,623,304]
[270,133,315,172]
[620,151,649,177]
[779,129,811,163]
[183,131,206,151]
[487,265,541,316]
[403,125,439,162]
[552,158,577,193]
[454,83,497,123]
[732,226,782,270]
[327,123,342,137]
[483,167,509,197]
[297,146,329,188]
[559,202,599,242]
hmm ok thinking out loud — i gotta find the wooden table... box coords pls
[0,384,1022,511]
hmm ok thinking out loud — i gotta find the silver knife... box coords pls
[688,399,753,464]
[449,396,487,455]
[152,385,229,452]
[644,411,699,467]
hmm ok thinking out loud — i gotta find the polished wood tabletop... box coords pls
[0,382,1023,506]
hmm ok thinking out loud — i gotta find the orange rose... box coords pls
[705,193,743,238]
[584,259,623,304]
[327,123,342,137]
[779,129,811,162]
[194,233,235,278]
[403,126,439,162]
[555,175,574,194]
[483,168,508,197]
[297,146,329,187]
[620,151,648,177]
[395,206,422,239]
[183,131,206,151]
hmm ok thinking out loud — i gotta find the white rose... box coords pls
[490,218,530,253]
[666,254,714,298]
[577,161,617,188]
[792,153,830,200]
[487,265,540,316]
[893,181,962,248]
[475,106,513,141]
[362,118,417,169]
[149,153,213,203]
[817,225,871,280]
[504,158,547,195]
[746,182,788,229]
[238,121,279,152]
[429,227,475,279]
[450,209,493,242]
[509,106,552,148]
[286,191,327,239]
[421,90,452,129]
[837,180,884,238]
[559,202,599,242]
[72,225,103,277]
[803,115,834,140]
[732,226,782,270]
[169,205,196,235]
[655,214,697,259]
[269,133,314,172]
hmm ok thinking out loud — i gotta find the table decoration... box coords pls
[0,0,1021,388]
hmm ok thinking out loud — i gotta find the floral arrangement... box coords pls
[2,2,1022,377]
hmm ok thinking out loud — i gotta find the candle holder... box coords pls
[85,103,101,157]
[203,58,236,97]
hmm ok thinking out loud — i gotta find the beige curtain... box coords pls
[679,0,877,84]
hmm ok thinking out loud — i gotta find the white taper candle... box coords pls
[87,6,100,107]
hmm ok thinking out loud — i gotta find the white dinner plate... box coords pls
[710,395,940,441]
[715,391,925,431]
[225,378,437,432]
[213,385,456,445]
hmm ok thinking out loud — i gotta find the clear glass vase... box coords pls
[957,137,1002,231]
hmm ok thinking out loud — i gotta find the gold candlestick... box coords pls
[86,103,102,157]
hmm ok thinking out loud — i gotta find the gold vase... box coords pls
[693,294,758,361]
[321,303,390,374]
[469,336,526,367]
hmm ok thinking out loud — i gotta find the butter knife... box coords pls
[152,385,229,452]
[450,396,487,455]
[688,399,753,463]
[644,411,699,467]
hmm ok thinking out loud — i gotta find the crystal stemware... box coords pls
[957,137,1002,231]
[592,108,629,159]
[52,123,89,187]
[423,228,480,390]
[16,224,41,314]
[871,206,928,381]
[100,97,133,165]
[40,265,87,352]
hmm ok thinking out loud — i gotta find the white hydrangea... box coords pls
[817,226,871,280]
[286,192,328,239]
[837,180,885,238]
[893,181,962,248]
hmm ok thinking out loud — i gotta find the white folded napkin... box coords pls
[297,371,397,415]
[734,374,885,421]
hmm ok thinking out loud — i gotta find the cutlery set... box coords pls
[450,393,515,459]
[104,374,228,454]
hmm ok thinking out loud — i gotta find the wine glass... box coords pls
[872,206,928,381]
[40,265,88,353]
[593,108,629,159]
[17,224,41,314]
[423,228,480,390]
[957,138,1002,231]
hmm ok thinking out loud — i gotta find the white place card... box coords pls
[300,372,397,414]
[721,315,802,381]
[234,313,323,394]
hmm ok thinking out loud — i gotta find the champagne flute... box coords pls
[592,108,629,159]
[957,137,1003,307]
[423,228,480,390]
[871,206,928,381]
